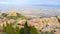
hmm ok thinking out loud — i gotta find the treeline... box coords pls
[3,21,38,34]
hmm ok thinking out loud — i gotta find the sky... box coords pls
[0,0,60,9]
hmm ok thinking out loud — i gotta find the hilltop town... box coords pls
[0,11,60,34]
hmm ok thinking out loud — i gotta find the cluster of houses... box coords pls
[0,11,60,34]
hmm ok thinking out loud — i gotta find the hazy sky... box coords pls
[0,0,60,8]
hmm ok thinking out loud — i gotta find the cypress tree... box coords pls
[20,21,30,34]
[30,26,39,34]
[20,28,24,34]
[24,21,30,34]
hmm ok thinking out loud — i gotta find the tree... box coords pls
[16,13,22,17]
[20,28,24,34]
[16,13,26,19]
[20,21,30,34]
[20,21,38,34]
[3,21,19,34]
[5,22,15,34]
[24,21,30,34]
[3,24,6,33]
[57,18,60,23]
[3,21,39,34]
[56,16,60,23]
[2,13,8,17]
[15,26,20,34]
[30,26,39,34]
